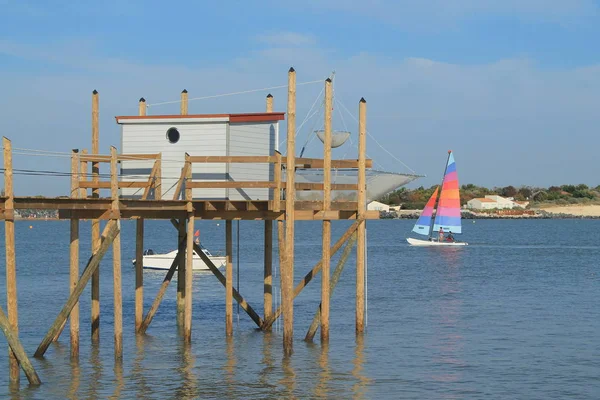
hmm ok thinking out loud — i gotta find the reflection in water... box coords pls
[224,337,236,398]
[430,248,467,396]
[110,361,124,399]
[352,335,370,399]
[174,341,198,399]
[86,345,103,399]
[132,335,149,398]
[313,343,331,399]
[259,333,276,392]
[67,359,80,400]
[279,354,297,398]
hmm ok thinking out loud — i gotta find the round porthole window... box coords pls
[166,127,180,144]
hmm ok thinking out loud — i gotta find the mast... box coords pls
[428,150,453,239]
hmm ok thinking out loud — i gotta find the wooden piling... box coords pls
[111,146,123,360]
[70,149,80,359]
[306,232,357,341]
[135,98,145,333]
[138,97,146,117]
[3,137,19,383]
[0,307,41,386]
[80,149,88,198]
[184,154,193,342]
[321,78,333,343]
[177,218,186,325]
[226,221,233,336]
[356,98,367,334]
[91,90,100,343]
[139,236,186,334]
[264,93,274,327]
[35,221,119,358]
[181,90,188,115]
[283,67,296,355]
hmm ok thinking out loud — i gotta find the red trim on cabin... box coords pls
[115,112,285,123]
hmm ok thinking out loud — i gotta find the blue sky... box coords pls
[1,0,599,195]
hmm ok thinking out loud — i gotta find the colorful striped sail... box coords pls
[433,152,462,234]
[412,187,439,236]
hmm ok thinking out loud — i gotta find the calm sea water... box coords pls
[0,219,599,399]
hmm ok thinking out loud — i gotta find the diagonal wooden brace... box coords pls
[169,219,263,328]
[261,220,359,331]
[0,306,41,385]
[34,221,119,358]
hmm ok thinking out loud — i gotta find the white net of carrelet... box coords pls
[287,168,421,202]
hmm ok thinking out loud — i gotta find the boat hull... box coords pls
[407,237,468,246]
[133,251,226,271]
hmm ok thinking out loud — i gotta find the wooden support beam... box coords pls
[184,155,193,342]
[80,153,160,162]
[188,155,276,163]
[0,307,41,386]
[111,146,123,360]
[3,137,18,383]
[70,150,80,358]
[357,98,367,335]
[176,218,186,325]
[282,157,373,169]
[321,77,333,343]
[155,154,162,200]
[135,219,144,333]
[283,66,296,355]
[181,89,188,115]
[172,164,189,201]
[306,232,357,342]
[187,181,277,189]
[138,236,186,334]
[261,221,359,331]
[266,93,273,113]
[225,221,233,336]
[264,220,273,328]
[168,219,263,328]
[35,220,119,358]
[79,181,151,189]
[80,149,88,198]
[274,151,282,212]
[91,90,100,344]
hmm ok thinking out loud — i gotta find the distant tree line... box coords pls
[379,184,600,210]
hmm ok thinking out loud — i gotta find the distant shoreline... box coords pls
[389,204,600,219]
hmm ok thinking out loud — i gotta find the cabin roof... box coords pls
[115,112,285,124]
[472,198,496,203]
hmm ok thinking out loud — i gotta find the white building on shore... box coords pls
[466,195,529,210]
[367,201,390,212]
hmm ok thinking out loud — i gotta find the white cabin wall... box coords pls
[228,122,275,200]
[121,122,227,199]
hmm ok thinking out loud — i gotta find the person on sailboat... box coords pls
[438,227,444,242]
[446,231,455,242]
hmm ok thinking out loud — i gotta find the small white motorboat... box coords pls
[132,246,226,271]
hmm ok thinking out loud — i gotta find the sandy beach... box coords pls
[537,204,600,217]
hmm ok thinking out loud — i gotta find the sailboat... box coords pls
[406,151,468,246]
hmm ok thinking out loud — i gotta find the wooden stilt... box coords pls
[261,221,359,330]
[321,78,333,343]
[139,236,186,334]
[181,89,188,115]
[283,67,296,355]
[91,90,100,343]
[184,155,193,342]
[80,149,88,199]
[135,98,146,333]
[0,307,41,386]
[356,98,367,335]
[263,220,273,326]
[35,221,119,358]
[3,137,19,383]
[306,232,357,341]
[70,149,80,359]
[264,93,274,327]
[177,218,186,325]
[226,221,233,336]
[111,146,123,360]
